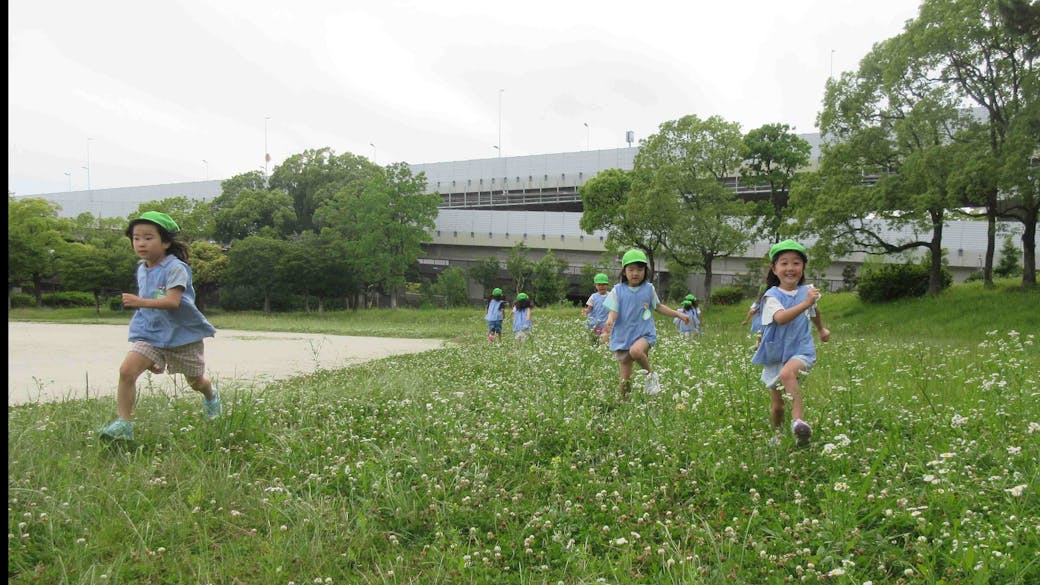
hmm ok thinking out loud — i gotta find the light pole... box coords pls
[202,160,209,180]
[85,137,93,191]
[64,171,71,192]
[584,122,590,151]
[370,142,377,164]
[497,89,504,157]
[830,49,835,78]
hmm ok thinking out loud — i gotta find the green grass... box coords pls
[8,283,1040,583]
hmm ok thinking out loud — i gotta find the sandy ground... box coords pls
[8,322,445,405]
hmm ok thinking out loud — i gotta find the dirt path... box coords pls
[8,322,445,405]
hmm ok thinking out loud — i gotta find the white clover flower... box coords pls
[951,414,968,428]
[1005,484,1027,497]
[1028,422,1039,434]
[1007,446,1021,456]
[614,537,628,545]
[833,482,849,492]
[827,568,846,577]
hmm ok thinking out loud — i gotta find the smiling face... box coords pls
[623,263,646,286]
[594,282,609,294]
[130,222,171,267]
[771,251,807,290]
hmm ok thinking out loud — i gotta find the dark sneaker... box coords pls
[792,419,812,446]
[203,388,222,420]
[98,419,134,441]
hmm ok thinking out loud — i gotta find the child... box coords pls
[512,292,533,342]
[581,273,611,342]
[687,294,702,336]
[750,240,831,447]
[98,211,220,441]
[601,249,690,397]
[741,284,767,348]
[674,299,699,339]
[485,287,506,343]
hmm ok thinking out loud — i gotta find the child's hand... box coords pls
[818,327,831,342]
[122,293,142,308]
[682,314,691,324]
[807,285,822,304]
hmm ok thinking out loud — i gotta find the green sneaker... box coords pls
[98,419,134,441]
[203,388,222,420]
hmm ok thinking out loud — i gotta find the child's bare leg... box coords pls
[769,387,786,428]
[117,352,152,420]
[185,374,215,401]
[778,360,805,421]
[616,351,634,397]
[628,338,652,373]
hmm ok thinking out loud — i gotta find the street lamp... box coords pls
[497,89,504,157]
[64,171,71,192]
[264,115,271,179]
[202,159,209,180]
[85,137,93,191]
[370,142,377,164]
[584,122,590,151]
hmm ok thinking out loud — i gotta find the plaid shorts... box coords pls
[131,340,207,378]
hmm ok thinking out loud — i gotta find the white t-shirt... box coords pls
[761,287,818,326]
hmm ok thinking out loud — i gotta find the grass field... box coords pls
[7,281,1040,584]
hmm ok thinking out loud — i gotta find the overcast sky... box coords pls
[9,0,921,196]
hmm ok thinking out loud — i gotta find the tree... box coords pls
[225,236,289,314]
[213,188,297,243]
[579,167,672,273]
[269,148,382,233]
[54,241,135,316]
[741,123,812,243]
[190,241,227,311]
[532,249,569,305]
[132,196,214,242]
[905,0,1037,285]
[468,256,503,296]
[795,34,974,295]
[8,196,68,308]
[634,114,760,302]
[995,95,1039,284]
[995,235,1023,277]
[505,242,535,295]
[431,266,469,307]
[314,163,439,308]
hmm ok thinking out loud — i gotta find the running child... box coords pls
[581,273,611,342]
[600,249,690,397]
[98,211,220,442]
[512,292,533,342]
[485,287,506,343]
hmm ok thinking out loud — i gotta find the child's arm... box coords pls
[656,303,690,323]
[811,309,831,342]
[122,286,184,310]
[581,302,592,317]
[772,287,821,325]
[600,310,618,341]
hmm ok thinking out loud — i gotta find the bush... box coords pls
[709,285,746,306]
[10,293,35,308]
[857,263,952,303]
[109,296,126,311]
[44,291,96,307]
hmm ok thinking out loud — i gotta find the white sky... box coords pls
[8,0,921,196]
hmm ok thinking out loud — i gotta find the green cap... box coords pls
[769,239,807,261]
[683,300,693,307]
[492,287,503,296]
[516,292,529,301]
[621,249,648,267]
[132,211,180,233]
[684,294,696,302]
[593,273,609,284]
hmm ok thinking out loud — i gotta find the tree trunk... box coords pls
[93,291,102,317]
[928,212,945,295]
[32,273,44,307]
[318,297,325,313]
[702,254,715,305]
[984,210,996,286]
[1022,212,1037,286]
[263,294,271,315]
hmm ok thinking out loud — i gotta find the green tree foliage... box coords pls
[213,188,297,243]
[132,196,214,242]
[995,235,1024,277]
[225,236,289,314]
[532,249,569,305]
[468,256,503,296]
[278,231,355,312]
[741,123,812,243]
[905,0,1038,285]
[8,196,68,308]
[269,147,382,233]
[313,163,439,307]
[635,114,760,302]
[505,242,535,295]
[430,266,469,307]
[578,168,669,271]
[54,241,135,316]
[795,32,973,295]
[857,261,953,303]
[190,241,227,311]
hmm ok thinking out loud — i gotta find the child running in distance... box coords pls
[485,287,506,343]
[751,240,831,447]
[601,249,690,397]
[512,292,533,342]
[581,273,611,343]
[675,298,698,339]
[98,211,220,442]
[742,284,767,349]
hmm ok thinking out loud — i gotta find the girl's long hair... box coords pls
[514,298,532,310]
[126,220,190,264]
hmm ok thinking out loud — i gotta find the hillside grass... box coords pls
[8,282,1040,583]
